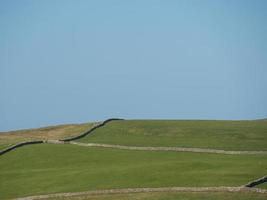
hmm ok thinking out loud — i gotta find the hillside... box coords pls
[0,119,266,200]
[78,120,267,151]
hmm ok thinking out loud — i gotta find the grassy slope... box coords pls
[79,120,267,151]
[0,123,93,150]
[48,192,267,200]
[0,144,266,199]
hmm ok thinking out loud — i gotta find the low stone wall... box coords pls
[68,142,267,155]
[245,176,267,187]
[60,118,124,142]
[0,141,43,156]
[15,187,267,200]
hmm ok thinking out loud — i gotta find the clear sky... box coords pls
[1,0,267,131]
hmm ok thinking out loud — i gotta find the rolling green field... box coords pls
[79,120,267,151]
[0,120,266,199]
[0,144,267,199]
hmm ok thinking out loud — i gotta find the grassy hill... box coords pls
[0,119,266,199]
[78,120,267,151]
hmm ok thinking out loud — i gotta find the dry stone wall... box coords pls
[245,176,267,188]
[60,118,123,142]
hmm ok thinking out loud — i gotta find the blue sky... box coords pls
[1,0,267,131]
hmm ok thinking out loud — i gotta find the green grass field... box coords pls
[0,120,266,199]
[79,120,267,151]
[0,144,266,199]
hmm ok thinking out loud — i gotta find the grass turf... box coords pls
[0,144,266,199]
[79,120,267,151]
[47,192,267,200]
